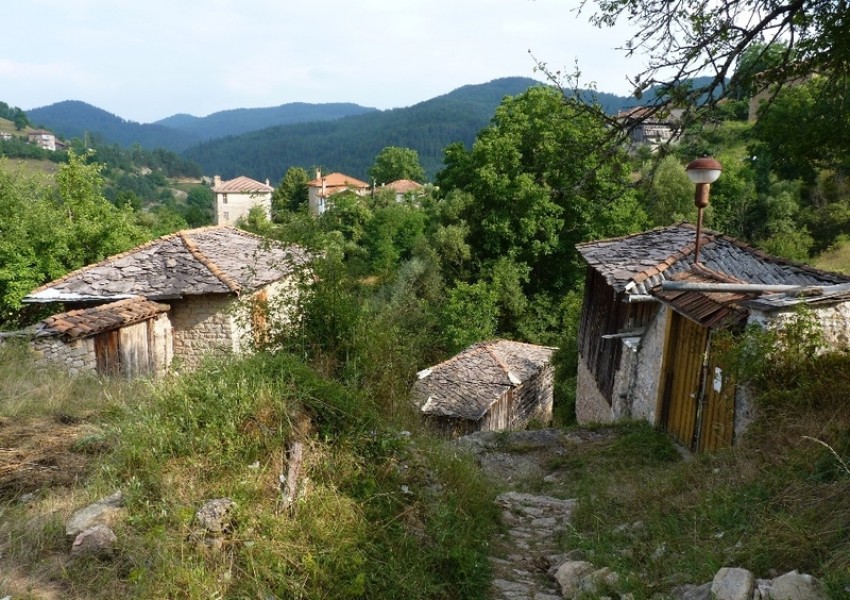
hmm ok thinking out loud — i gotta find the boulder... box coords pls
[554,560,595,599]
[711,567,755,600]
[670,582,712,600]
[578,566,620,596]
[66,491,124,537]
[764,570,827,600]
[70,524,117,557]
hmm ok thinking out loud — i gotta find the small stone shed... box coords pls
[411,340,556,438]
[575,223,850,452]
[29,298,172,377]
[23,226,309,374]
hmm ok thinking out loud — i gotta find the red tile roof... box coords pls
[36,298,170,340]
[307,172,370,191]
[382,179,424,194]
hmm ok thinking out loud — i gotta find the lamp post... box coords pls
[685,157,722,264]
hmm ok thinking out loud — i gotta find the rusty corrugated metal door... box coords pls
[659,311,708,450]
[697,339,736,452]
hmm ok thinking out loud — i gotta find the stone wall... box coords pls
[31,336,97,376]
[576,359,615,424]
[169,294,238,368]
[627,304,668,424]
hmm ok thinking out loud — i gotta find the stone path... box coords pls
[454,429,597,600]
[489,491,576,600]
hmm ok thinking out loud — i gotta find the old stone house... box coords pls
[575,223,850,451]
[307,170,370,216]
[411,340,556,438]
[212,175,274,226]
[23,226,309,375]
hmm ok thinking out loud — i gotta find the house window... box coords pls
[222,194,228,204]
[223,211,229,220]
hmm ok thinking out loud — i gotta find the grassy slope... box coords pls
[0,345,497,600]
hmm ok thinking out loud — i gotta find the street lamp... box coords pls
[685,157,722,264]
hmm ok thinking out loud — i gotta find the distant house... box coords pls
[23,226,309,375]
[307,170,370,216]
[27,129,57,151]
[575,223,850,452]
[0,132,13,142]
[616,107,682,152]
[212,175,274,226]
[411,340,556,438]
[379,179,425,203]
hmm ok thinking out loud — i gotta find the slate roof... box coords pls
[212,176,273,193]
[577,223,849,296]
[35,298,170,340]
[411,340,555,421]
[25,226,310,303]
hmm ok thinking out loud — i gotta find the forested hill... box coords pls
[154,102,378,141]
[26,100,378,153]
[182,77,556,182]
[27,101,198,151]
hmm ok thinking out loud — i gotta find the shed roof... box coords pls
[25,226,309,303]
[411,340,555,421]
[35,297,170,340]
[212,176,273,193]
[577,223,849,296]
[651,265,752,328]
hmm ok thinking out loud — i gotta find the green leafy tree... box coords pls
[437,86,646,301]
[441,281,498,352]
[642,156,694,226]
[272,166,310,218]
[368,146,426,185]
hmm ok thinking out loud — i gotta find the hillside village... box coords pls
[2,22,850,600]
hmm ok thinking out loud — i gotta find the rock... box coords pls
[711,567,755,600]
[579,566,620,596]
[195,498,236,534]
[763,570,827,600]
[70,524,117,556]
[670,582,712,600]
[554,560,595,599]
[66,491,124,537]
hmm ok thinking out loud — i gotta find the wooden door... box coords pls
[659,311,708,450]
[94,330,121,375]
[696,337,736,452]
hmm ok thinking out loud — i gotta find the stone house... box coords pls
[411,340,556,438]
[616,107,682,152]
[212,175,274,226]
[307,170,370,216]
[23,226,309,374]
[575,223,850,451]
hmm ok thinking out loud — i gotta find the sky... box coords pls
[2,0,641,124]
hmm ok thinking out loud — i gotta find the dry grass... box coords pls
[812,238,850,274]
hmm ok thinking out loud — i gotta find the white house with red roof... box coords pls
[307,169,370,215]
[212,175,274,226]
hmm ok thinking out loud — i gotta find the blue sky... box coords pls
[2,0,639,123]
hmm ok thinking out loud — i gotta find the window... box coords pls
[222,194,228,204]
[223,211,229,220]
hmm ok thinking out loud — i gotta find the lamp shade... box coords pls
[686,157,722,184]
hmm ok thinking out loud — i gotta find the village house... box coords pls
[411,339,556,438]
[212,175,274,226]
[616,107,683,152]
[27,129,57,151]
[307,170,370,216]
[22,226,309,376]
[378,179,425,203]
[575,223,850,451]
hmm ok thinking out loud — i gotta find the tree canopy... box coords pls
[577,0,850,126]
[368,146,426,185]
